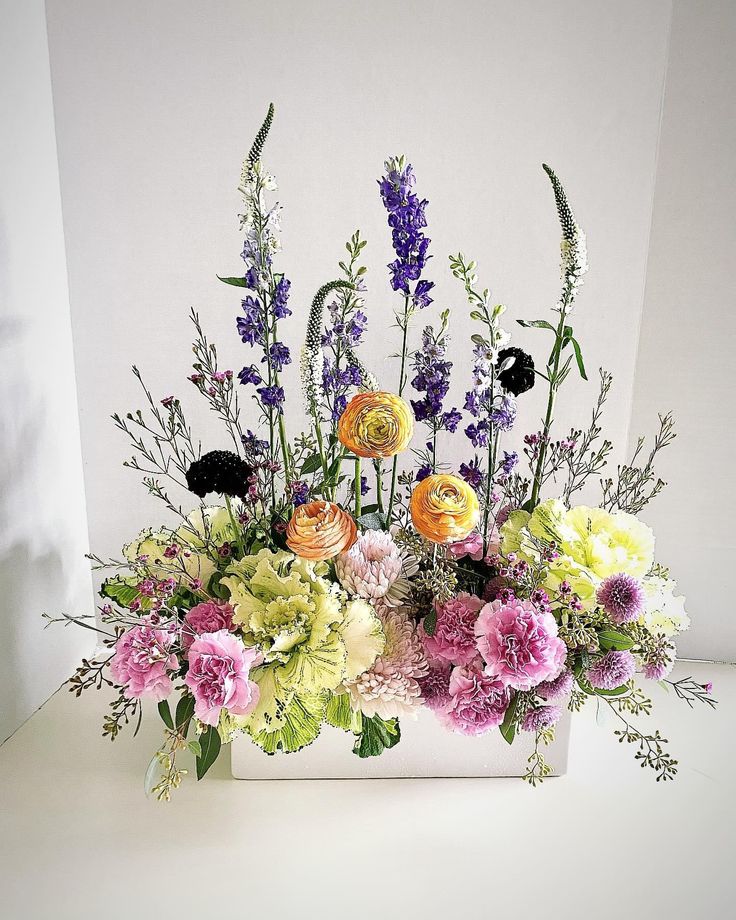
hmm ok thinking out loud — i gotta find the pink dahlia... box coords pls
[182,601,234,648]
[418,660,452,711]
[597,573,645,625]
[536,668,574,700]
[521,705,562,732]
[586,650,636,690]
[335,531,407,604]
[437,666,511,735]
[344,602,428,719]
[423,592,484,666]
[184,630,260,727]
[474,598,566,691]
[110,621,179,702]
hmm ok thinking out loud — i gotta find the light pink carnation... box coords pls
[182,601,234,648]
[437,666,511,735]
[109,621,178,702]
[418,660,452,711]
[184,630,260,727]
[447,531,484,561]
[474,598,566,691]
[423,592,484,666]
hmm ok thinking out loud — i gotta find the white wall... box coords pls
[629,0,736,662]
[0,0,95,742]
[45,0,671,580]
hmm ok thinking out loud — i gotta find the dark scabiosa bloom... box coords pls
[378,156,435,307]
[186,450,254,500]
[497,347,536,396]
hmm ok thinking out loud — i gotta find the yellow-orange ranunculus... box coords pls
[409,474,480,544]
[337,391,413,459]
[285,501,358,560]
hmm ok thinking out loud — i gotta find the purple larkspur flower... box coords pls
[237,365,262,386]
[597,574,645,625]
[416,464,432,482]
[266,341,291,372]
[502,450,518,474]
[465,420,490,448]
[489,395,517,431]
[271,276,292,318]
[459,458,483,492]
[442,408,462,433]
[289,480,309,506]
[586,650,636,690]
[241,430,269,458]
[236,295,265,346]
[257,384,285,411]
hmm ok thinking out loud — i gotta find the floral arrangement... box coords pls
[49,105,716,798]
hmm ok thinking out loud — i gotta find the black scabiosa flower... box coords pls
[185,450,254,500]
[497,347,536,396]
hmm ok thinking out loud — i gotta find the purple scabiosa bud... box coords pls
[597,573,645,625]
[586,650,636,690]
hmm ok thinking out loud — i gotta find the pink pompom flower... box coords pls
[423,592,485,666]
[521,705,562,732]
[182,601,235,649]
[474,598,566,691]
[586,650,636,690]
[184,630,261,727]
[110,621,178,702]
[437,666,511,735]
[536,668,574,700]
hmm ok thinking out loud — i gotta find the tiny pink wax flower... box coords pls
[184,630,260,727]
[436,666,511,736]
[182,601,235,649]
[423,592,484,666]
[474,598,566,691]
[110,622,178,702]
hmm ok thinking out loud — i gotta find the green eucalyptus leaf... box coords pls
[598,629,635,651]
[499,694,519,745]
[216,275,249,287]
[157,700,174,730]
[195,725,222,780]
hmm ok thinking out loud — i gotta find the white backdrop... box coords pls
[45,0,670,568]
[628,0,736,661]
[0,0,94,742]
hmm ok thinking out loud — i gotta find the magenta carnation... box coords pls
[184,630,260,726]
[423,592,484,666]
[474,598,566,691]
[586,650,636,690]
[109,621,178,702]
[596,573,645,625]
[521,705,562,732]
[536,668,574,700]
[182,601,234,648]
[418,660,452,711]
[437,666,511,736]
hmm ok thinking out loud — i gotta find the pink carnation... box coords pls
[109,622,178,702]
[474,598,566,691]
[437,666,511,735]
[182,601,234,648]
[418,660,452,711]
[184,630,260,727]
[423,592,484,666]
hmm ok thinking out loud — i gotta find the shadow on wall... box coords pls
[0,247,96,744]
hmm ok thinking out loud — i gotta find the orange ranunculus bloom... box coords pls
[409,474,480,544]
[337,391,414,459]
[285,501,358,560]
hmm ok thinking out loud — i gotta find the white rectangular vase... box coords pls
[231,709,571,779]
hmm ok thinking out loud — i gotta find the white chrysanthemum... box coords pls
[335,531,401,599]
[344,602,429,720]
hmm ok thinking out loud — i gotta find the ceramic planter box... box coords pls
[231,709,571,779]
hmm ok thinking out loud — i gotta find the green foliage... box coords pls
[352,714,401,758]
[196,726,222,780]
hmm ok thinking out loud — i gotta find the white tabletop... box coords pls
[1,659,733,919]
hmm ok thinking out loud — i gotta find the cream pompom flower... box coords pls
[344,602,429,720]
[335,530,413,607]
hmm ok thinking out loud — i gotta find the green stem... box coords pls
[388,294,411,522]
[224,495,245,558]
[354,456,362,517]
[529,308,568,508]
[374,460,384,514]
[314,415,330,494]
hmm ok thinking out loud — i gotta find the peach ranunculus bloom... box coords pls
[337,391,414,459]
[285,500,358,560]
[409,474,480,544]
